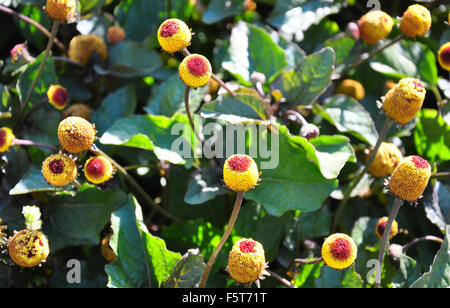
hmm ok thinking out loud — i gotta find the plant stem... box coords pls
[332,117,393,232]
[185,86,204,145]
[431,172,450,179]
[294,257,324,265]
[431,85,446,118]
[266,269,296,288]
[286,110,308,126]
[89,145,182,224]
[181,48,237,96]
[199,190,245,288]
[12,138,58,151]
[374,197,403,288]
[0,5,65,52]
[402,236,443,252]
[21,21,60,113]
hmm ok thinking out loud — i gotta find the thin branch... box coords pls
[294,257,324,265]
[12,138,57,151]
[0,5,65,52]
[266,269,296,288]
[402,236,443,252]
[286,110,308,126]
[199,191,245,288]
[431,172,450,179]
[185,86,204,145]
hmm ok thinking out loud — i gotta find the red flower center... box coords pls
[49,159,65,174]
[329,238,352,260]
[440,46,450,64]
[377,221,387,236]
[86,158,106,177]
[228,155,252,172]
[412,156,429,169]
[412,80,424,93]
[239,240,256,253]
[52,88,68,106]
[186,56,209,77]
[160,21,179,38]
[0,129,6,147]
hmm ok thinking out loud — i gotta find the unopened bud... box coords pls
[300,123,320,140]
[346,22,360,40]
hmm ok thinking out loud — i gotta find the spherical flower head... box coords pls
[8,229,49,267]
[382,78,426,125]
[227,238,266,284]
[47,85,69,110]
[438,42,450,71]
[300,123,320,140]
[84,155,114,184]
[45,0,77,23]
[107,26,126,44]
[42,153,77,186]
[375,217,398,240]
[68,34,108,66]
[367,142,403,177]
[357,10,393,44]
[223,154,259,192]
[179,54,212,88]
[157,18,192,54]
[336,79,365,100]
[62,103,92,120]
[57,116,97,154]
[389,155,431,202]
[0,127,15,153]
[321,233,357,270]
[101,234,115,262]
[400,4,432,38]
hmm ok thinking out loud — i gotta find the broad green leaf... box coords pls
[414,108,450,162]
[293,262,323,288]
[203,0,245,24]
[271,47,335,107]
[266,0,344,42]
[145,73,207,117]
[163,249,206,288]
[300,18,340,54]
[91,85,137,136]
[48,260,108,288]
[201,91,268,124]
[392,254,421,288]
[184,166,227,205]
[369,41,438,87]
[222,21,287,84]
[106,195,181,288]
[22,105,60,151]
[410,225,450,288]
[325,36,363,74]
[16,5,51,50]
[315,266,363,288]
[314,95,378,146]
[100,114,198,165]
[423,181,450,233]
[17,52,57,107]
[9,165,64,195]
[245,125,338,216]
[94,40,163,78]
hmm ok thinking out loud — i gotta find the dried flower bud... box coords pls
[57,116,97,154]
[400,4,432,38]
[357,11,393,44]
[68,34,108,66]
[8,229,49,267]
[367,142,403,178]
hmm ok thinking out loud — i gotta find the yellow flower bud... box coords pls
[400,4,432,38]
[438,42,450,71]
[8,229,49,267]
[223,154,259,192]
[57,116,97,154]
[382,78,426,125]
[68,34,108,66]
[41,153,77,186]
[336,79,365,100]
[228,238,267,284]
[107,26,126,44]
[84,155,114,184]
[47,85,69,110]
[179,54,212,88]
[45,0,76,23]
[321,233,357,270]
[367,142,403,178]
[0,127,15,153]
[388,155,431,202]
[357,11,393,44]
[375,217,398,240]
[62,103,92,120]
[157,19,192,54]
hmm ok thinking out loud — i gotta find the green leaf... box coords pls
[245,125,338,216]
[314,95,378,146]
[222,21,287,84]
[184,166,227,205]
[414,108,450,162]
[106,195,181,288]
[95,40,163,78]
[16,5,51,50]
[163,248,206,288]
[100,114,198,165]
[315,266,363,288]
[410,225,450,288]
[79,0,106,14]
[201,91,268,124]
[22,105,60,151]
[203,0,245,24]
[91,85,137,136]
[423,181,450,233]
[271,47,334,107]
[392,254,421,288]
[9,165,63,195]
[145,73,207,117]
[369,41,438,87]
[17,52,57,107]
